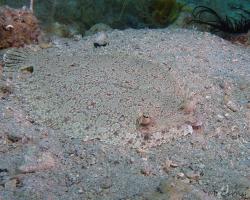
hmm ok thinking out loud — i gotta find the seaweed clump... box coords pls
[147,0,183,26]
[115,0,184,28]
[0,6,41,49]
[192,6,250,34]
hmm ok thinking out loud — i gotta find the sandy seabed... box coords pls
[0,28,249,199]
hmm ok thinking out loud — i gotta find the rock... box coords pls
[176,172,185,178]
[181,124,193,136]
[239,83,248,90]
[93,31,109,48]
[224,113,230,119]
[185,171,200,181]
[245,188,250,198]
[231,126,239,139]
[78,188,84,194]
[85,23,112,36]
[219,81,231,93]
[225,100,239,112]
[140,167,151,176]
[137,113,152,126]
[73,34,82,41]
[217,114,224,122]
[191,117,203,130]
[246,103,250,109]
[20,66,34,73]
[0,82,12,99]
[47,22,73,38]
[162,160,179,173]
[6,133,22,143]
[39,43,52,49]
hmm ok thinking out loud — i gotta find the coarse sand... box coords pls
[0,28,249,199]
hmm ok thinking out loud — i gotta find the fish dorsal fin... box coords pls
[3,48,30,69]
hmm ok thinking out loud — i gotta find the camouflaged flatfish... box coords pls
[2,42,187,148]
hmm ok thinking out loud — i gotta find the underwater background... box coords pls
[0,0,249,37]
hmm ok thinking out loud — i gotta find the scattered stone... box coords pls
[39,43,52,49]
[0,83,12,99]
[245,188,250,199]
[219,81,231,92]
[162,160,179,173]
[170,162,179,168]
[191,118,203,130]
[231,126,239,139]
[128,157,135,164]
[136,113,155,134]
[136,148,147,154]
[176,172,185,178]
[185,171,200,181]
[137,113,152,127]
[94,31,109,48]
[20,66,34,73]
[85,23,112,36]
[224,113,230,119]
[217,114,224,122]
[162,160,171,173]
[225,100,239,112]
[140,168,151,176]
[239,83,248,90]
[246,103,250,109]
[78,188,84,194]
[73,34,82,41]
[181,124,193,136]
[6,133,22,143]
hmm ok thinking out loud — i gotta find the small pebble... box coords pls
[182,124,193,136]
[137,113,152,127]
[140,168,151,176]
[170,162,179,168]
[217,114,224,122]
[186,171,200,181]
[78,188,84,194]
[73,34,82,41]
[224,113,230,119]
[0,83,12,99]
[177,172,185,178]
[20,66,34,73]
[39,43,52,49]
[246,103,250,109]
[225,100,239,112]
[245,188,250,198]
[191,118,203,130]
[219,81,231,91]
[239,83,248,90]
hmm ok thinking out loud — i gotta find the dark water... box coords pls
[0,0,249,36]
